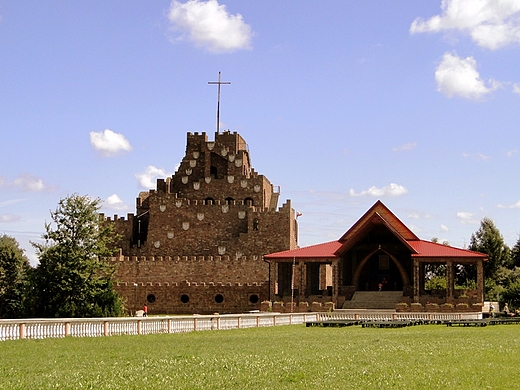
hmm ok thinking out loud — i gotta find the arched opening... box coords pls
[225,197,234,205]
[352,248,409,291]
[244,197,254,206]
[210,166,218,178]
[204,197,215,205]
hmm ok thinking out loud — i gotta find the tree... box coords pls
[493,266,520,309]
[469,217,511,279]
[0,235,30,318]
[32,194,123,317]
[511,236,520,268]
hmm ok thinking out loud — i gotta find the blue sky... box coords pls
[1,0,520,264]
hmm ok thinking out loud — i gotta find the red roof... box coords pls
[265,239,487,260]
[264,241,341,259]
[408,240,487,258]
[265,201,487,261]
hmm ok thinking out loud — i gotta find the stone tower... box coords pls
[106,131,297,314]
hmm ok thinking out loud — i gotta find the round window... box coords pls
[215,294,224,304]
[147,294,156,303]
[180,294,190,304]
[249,294,259,304]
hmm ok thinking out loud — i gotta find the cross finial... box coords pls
[208,72,231,134]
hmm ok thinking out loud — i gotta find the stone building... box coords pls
[104,131,298,314]
[265,201,487,312]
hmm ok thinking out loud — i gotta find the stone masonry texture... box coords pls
[104,131,297,314]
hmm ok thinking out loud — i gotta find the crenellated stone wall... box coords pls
[104,131,297,314]
[109,255,269,285]
[116,280,268,315]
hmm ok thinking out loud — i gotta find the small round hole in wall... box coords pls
[147,294,156,303]
[215,294,224,304]
[249,294,259,304]
[180,294,190,304]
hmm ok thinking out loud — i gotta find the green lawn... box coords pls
[1,324,519,389]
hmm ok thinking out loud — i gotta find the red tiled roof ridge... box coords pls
[264,240,341,259]
[409,239,488,258]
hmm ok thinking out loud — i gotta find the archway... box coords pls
[352,247,410,291]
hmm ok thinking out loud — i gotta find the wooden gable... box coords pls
[334,201,419,256]
[338,200,418,243]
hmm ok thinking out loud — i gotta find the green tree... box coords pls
[469,217,511,279]
[0,235,31,318]
[494,266,520,309]
[32,194,123,317]
[511,236,520,268]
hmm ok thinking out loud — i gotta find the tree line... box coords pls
[1,195,520,318]
[468,218,520,307]
[0,194,123,318]
[428,217,520,308]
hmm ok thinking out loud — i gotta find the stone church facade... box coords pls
[104,131,298,314]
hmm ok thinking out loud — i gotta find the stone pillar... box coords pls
[477,260,484,303]
[332,259,339,302]
[446,260,454,302]
[270,261,277,300]
[298,261,305,303]
[419,262,425,294]
[413,258,420,301]
[319,264,327,291]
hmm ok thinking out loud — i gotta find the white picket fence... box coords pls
[0,312,318,341]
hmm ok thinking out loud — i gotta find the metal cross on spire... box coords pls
[208,72,231,134]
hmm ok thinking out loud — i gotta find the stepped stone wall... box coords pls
[105,131,297,314]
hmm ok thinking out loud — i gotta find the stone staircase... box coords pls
[341,291,404,310]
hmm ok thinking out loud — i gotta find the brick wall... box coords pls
[105,131,296,314]
[116,280,268,315]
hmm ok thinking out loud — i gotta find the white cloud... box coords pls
[456,211,479,224]
[441,224,449,232]
[135,165,174,189]
[409,224,422,234]
[408,211,432,220]
[104,194,130,211]
[498,200,520,209]
[168,0,252,53]
[13,173,48,192]
[90,129,132,157]
[392,142,417,152]
[0,199,25,207]
[462,152,490,161]
[0,214,21,223]
[435,52,500,99]
[410,0,520,50]
[349,183,408,197]
[506,149,519,157]
[513,83,520,95]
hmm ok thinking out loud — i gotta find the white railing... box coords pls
[1,311,485,341]
[0,312,318,341]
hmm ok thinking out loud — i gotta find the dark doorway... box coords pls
[358,254,403,291]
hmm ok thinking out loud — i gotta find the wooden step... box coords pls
[342,291,404,309]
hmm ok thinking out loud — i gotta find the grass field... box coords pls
[1,324,519,389]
